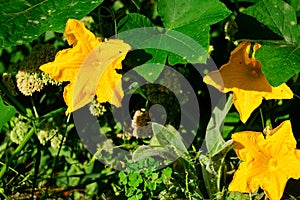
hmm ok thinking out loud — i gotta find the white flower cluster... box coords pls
[89,98,107,116]
[10,116,30,144]
[37,128,65,149]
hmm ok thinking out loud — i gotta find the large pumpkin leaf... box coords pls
[158,0,231,30]
[256,44,300,86]
[117,0,231,82]
[243,0,300,45]
[118,14,206,82]
[243,0,300,86]
[0,0,103,48]
[157,0,231,62]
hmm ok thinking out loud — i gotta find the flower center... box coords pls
[268,158,278,171]
[248,61,262,78]
[251,69,259,77]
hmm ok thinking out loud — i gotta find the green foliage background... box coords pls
[0,0,300,199]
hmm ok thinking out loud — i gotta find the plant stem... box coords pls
[0,161,26,179]
[40,107,65,120]
[0,127,35,180]
[294,93,300,99]
[30,97,39,118]
[46,114,70,197]
[0,106,65,180]
[0,82,27,115]
[259,108,265,129]
[0,188,10,200]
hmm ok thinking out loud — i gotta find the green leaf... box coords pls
[162,167,172,181]
[133,54,167,83]
[118,14,207,82]
[227,192,253,200]
[118,13,164,82]
[132,123,188,167]
[158,0,231,29]
[198,94,234,199]
[128,173,143,187]
[158,0,231,57]
[243,0,300,45]
[132,145,178,163]
[229,0,259,2]
[205,94,233,155]
[199,140,232,199]
[118,13,154,31]
[119,171,128,185]
[151,123,187,156]
[256,44,300,86]
[243,0,300,86]
[0,0,103,48]
[0,97,16,129]
[117,1,231,81]
[222,112,240,138]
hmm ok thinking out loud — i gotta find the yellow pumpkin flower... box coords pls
[229,120,300,200]
[203,41,293,123]
[40,19,131,114]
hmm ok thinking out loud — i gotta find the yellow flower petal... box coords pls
[264,83,294,100]
[64,19,101,48]
[63,83,76,114]
[260,172,286,200]
[231,131,268,163]
[229,120,300,200]
[95,54,127,107]
[266,121,300,180]
[232,89,263,124]
[40,19,101,82]
[72,40,130,112]
[203,41,293,123]
[266,120,296,156]
[228,161,265,193]
[40,19,131,114]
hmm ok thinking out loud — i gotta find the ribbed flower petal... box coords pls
[229,120,300,200]
[232,90,263,123]
[203,41,293,123]
[260,172,287,200]
[232,131,268,163]
[229,161,266,193]
[40,19,101,82]
[40,19,131,114]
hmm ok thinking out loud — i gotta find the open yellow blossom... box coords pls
[229,120,300,200]
[40,19,131,114]
[203,41,293,123]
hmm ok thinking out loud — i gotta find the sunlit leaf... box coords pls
[151,123,187,156]
[222,112,240,138]
[243,0,300,45]
[256,44,300,86]
[0,0,103,48]
[242,0,300,86]
[205,94,233,155]
[132,123,188,166]
[158,0,231,29]
[199,140,232,199]
[117,0,231,82]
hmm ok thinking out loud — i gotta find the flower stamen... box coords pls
[268,158,278,171]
